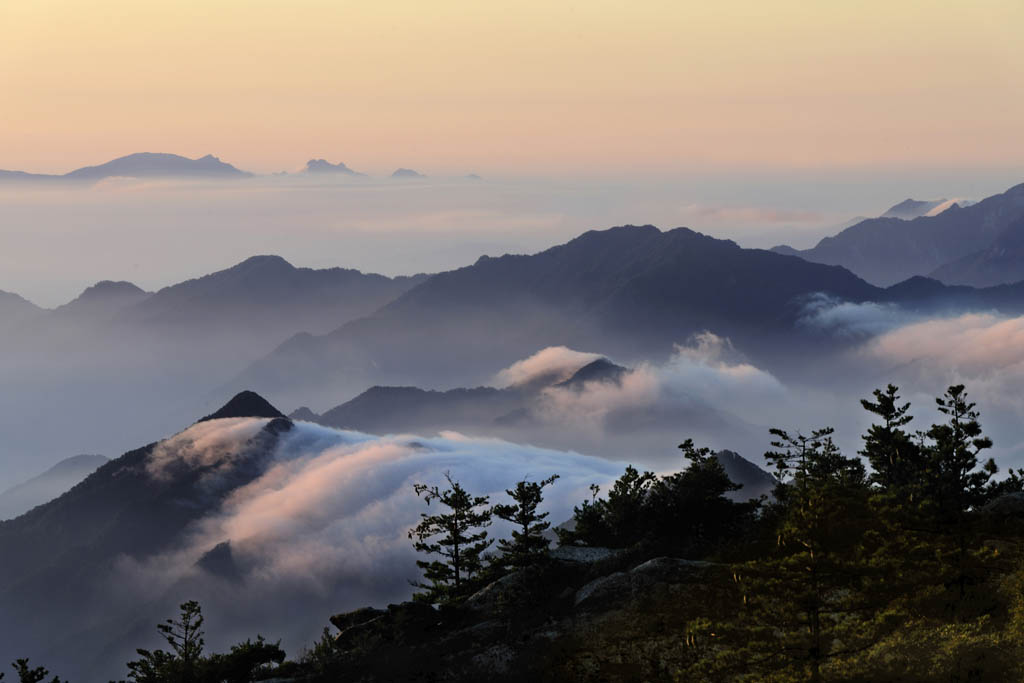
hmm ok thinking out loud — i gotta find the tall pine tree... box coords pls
[492,474,559,569]
[408,472,492,604]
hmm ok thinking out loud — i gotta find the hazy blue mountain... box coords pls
[235,225,883,407]
[776,183,1024,285]
[64,152,249,180]
[292,353,768,465]
[0,454,108,520]
[115,254,430,336]
[391,168,426,179]
[0,289,42,318]
[0,153,251,184]
[303,158,366,176]
[51,281,150,321]
[929,214,1024,287]
[881,198,948,219]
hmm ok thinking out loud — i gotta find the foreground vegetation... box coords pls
[16,382,1024,681]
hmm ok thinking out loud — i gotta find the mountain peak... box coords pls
[391,168,426,179]
[234,254,293,270]
[198,391,285,423]
[305,159,364,175]
[75,280,146,300]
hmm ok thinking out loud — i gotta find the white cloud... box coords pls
[495,346,603,387]
[797,293,922,338]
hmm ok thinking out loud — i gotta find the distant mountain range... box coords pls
[233,221,1024,410]
[0,454,108,520]
[0,153,458,183]
[0,153,249,184]
[112,254,431,337]
[774,183,1024,286]
[2,256,429,338]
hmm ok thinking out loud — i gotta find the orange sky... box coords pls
[1,0,1022,175]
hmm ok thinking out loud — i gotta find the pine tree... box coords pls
[9,660,62,683]
[560,465,656,547]
[408,472,492,604]
[924,384,995,520]
[492,474,559,569]
[645,439,755,552]
[696,428,896,682]
[126,600,206,683]
[860,384,922,493]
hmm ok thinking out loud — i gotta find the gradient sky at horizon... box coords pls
[2,0,1023,175]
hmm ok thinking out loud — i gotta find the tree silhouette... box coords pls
[492,474,559,568]
[8,660,61,683]
[408,472,492,604]
[126,600,205,683]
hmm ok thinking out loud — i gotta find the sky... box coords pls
[2,0,1023,176]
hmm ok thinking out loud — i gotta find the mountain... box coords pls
[303,159,366,176]
[0,153,251,184]
[0,290,43,335]
[304,360,629,434]
[234,225,884,407]
[0,454,108,520]
[115,254,430,337]
[881,198,948,219]
[715,449,777,501]
[928,214,1024,287]
[199,390,285,422]
[0,389,683,680]
[0,392,295,678]
[391,168,426,179]
[0,289,42,319]
[51,281,150,321]
[777,183,1024,286]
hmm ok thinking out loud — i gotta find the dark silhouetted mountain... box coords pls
[52,280,150,321]
[234,225,883,406]
[317,385,524,434]
[715,449,777,501]
[769,244,801,257]
[391,168,426,179]
[928,214,1024,287]
[199,390,285,423]
[556,358,628,390]
[0,454,108,520]
[881,198,947,219]
[115,254,430,337]
[196,541,243,582]
[301,353,767,465]
[781,183,1024,285]
[304,159,366,176]
[0,153,251,184]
